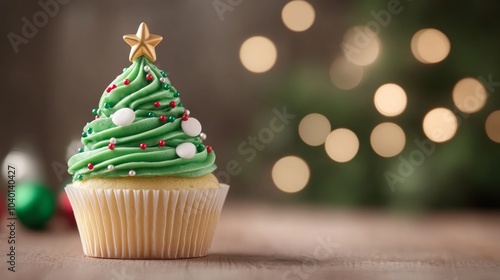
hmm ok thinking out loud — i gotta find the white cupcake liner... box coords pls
[65,183,229,259]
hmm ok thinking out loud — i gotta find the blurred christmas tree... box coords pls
[245,1,500,211]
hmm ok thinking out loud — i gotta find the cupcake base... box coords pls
[65,183,229,259]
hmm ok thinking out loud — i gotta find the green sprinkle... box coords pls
[104,102,111,109]
[160,71,167,77]
[82,132,87,138]
[197,143,205,152]
[123,67,127,72]
[87,127,93,134]
[173,92,180,97]
[168,116,175,122]
[92,108,98,115]
[177,102,183,107]
[147,112,155,118]
[78,148,84,153]
[163,84,171,90]
[75,174,83,181]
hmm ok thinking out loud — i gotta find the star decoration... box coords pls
[123,22,163,62]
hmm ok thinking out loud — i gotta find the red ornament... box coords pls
[58,191,76,227]
[108,143,115,150]
[158,140,165,146]
[181,114,189,121]
[159,115,166,122]
[206,145,213,153]
[154,101,161,108]
[87,163,94,170]
[112,84,117,89]
[140,143,147,149]
[124,79,130,85]
[146,74,153,81]
[169,101,176,108]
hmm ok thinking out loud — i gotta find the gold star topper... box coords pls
[123,22,163,62]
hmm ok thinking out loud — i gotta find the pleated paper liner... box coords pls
[65,184,229,259]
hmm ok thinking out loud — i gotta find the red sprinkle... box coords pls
[106,87,112,93]
[87,163,94,170]
[124,79,130,85]
[111,84,117,89]
[158,140,165,147]
[140,143,147,150]
[206,146,213,153]
[108,143,115,150]
[146,74,153,81]
[154,101,161,108]
[181,114,189,121]
[169,101,176,108]
[159,115,166,122]
[95,115,100,119]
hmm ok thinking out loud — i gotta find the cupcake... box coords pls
[66,22,229,259]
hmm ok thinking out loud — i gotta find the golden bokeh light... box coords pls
[485,110,500,143]
[281,0,315,32]
[411,28,450,64]
[324,128,359,163]
[370,122,406,157]
[423,108,458,143]
[452,78,488,113]
[298,113,331,146]
[272,156,310,193]
[374,83,407,117]
[239,36,277,73]
[330,56,364,90]
[342,26,381,66]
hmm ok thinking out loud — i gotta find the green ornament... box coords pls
[163,84,171,90]
[147,112,155,118]
[78,148,84,153]
[104,102,111,109]
[82,132,87,138]
[173,91,180,97]
[15,182,56,230]
[92,108,99,115]
[168,116,175,122]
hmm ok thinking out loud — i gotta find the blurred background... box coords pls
[1,0,499,213]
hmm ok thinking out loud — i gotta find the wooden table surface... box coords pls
[2,202,500,280]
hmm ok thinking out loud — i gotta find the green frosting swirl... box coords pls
[68,56,216,181]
